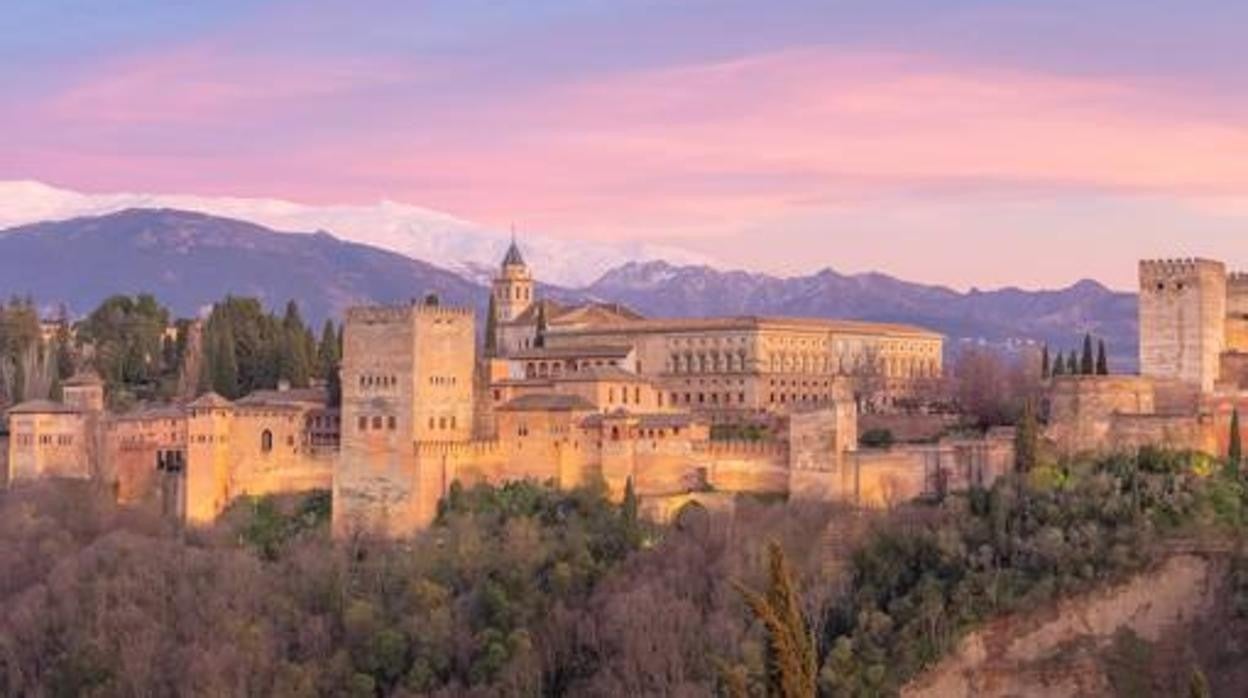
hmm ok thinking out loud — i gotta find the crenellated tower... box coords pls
[1138,258,1227,392]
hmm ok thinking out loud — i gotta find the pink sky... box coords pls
[4,1,1247,289]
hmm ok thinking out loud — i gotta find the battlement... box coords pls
[413,439,502,457]
[694,439,788,457]
[346,302,474,325]
[1139,258,1227,285]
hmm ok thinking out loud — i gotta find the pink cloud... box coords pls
[8,44,1248,248]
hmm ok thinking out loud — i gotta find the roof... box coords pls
[7,399,83,415]
[497,393,597,412]
[502,240,526,267]
[582,411,701,429]
[63,371,104,387]
[188,392,233,409]
[509,344,635,361]
[112,405,187,422]
[549,315,943,339]
[235,387,328,408]
[551,365,651,384]
[506,300,644,328]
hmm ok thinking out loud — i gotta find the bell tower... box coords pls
[492,236,534,324]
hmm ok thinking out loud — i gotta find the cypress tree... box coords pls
[484,293,499,358]
[1051,352,1065,376]
[534,302,548,349]
[621,476,640,547]
[1066,351,1077,375]
[209,320,239,398]
[1015,399,1039,474]
[736,542,817,698]
[1080,333,1094,375]
[1040,344,1050,378]
[317,319,339,378]
[1230,408,1243,472]
[1096,339,1109,375]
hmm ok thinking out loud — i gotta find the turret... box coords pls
[1138,258,1227,392]
[491,238,534,324]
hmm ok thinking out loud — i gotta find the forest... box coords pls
[2,443,1247,697]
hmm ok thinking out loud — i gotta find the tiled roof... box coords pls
[7,399,83,415]
[509,344,634,360]
[188,392,233,409]
[551,315,942,338]
[497,393,597,412]
[235,387,327,408]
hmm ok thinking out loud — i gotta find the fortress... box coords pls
[1047,259,1248,456]
[5,242,1017,533]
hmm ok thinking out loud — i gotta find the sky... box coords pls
[2,0,1247,290]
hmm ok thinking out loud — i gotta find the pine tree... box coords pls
[1096,339,1109,375]
[484,293,499,358]
[736,542,817,698]
[1230,408,1242,473]
[1015,399,1039,473]
[1040,344,1050,379]
[1080,333,1094,375]
[1066,351,1077,375]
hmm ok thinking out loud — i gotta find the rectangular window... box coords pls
[387,416,396,430]
[358,416,367,431]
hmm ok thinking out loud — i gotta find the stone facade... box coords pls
[1139,259,1230,393]
[3,378,336,524]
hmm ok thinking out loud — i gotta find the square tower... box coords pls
[1138,258,1227,393]
[1227,272,1248,353]
[336,298,476,535]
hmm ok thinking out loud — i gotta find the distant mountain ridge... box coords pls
[0,209,1139,365]
[0,180,714,287]
[582,261,1139,365]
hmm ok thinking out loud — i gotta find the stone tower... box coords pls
[1227,272,1248,353]
[1138,258,1227,393]
[492,239,534,324]
[335,298,477,535]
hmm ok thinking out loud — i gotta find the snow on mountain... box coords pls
[0,180,715,287]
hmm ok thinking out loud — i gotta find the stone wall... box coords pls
[903,554,1221,698]
[859,413,960,443]
[1045,375,1156,454]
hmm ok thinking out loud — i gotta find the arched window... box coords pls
[261,430,273,453]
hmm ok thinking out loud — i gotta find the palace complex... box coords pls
[4,242,1017,535]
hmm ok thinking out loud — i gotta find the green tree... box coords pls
[1065,351,1077,375]
[484,293,499,358]
[1040,344,1050,379]
[1080,333,1094,375]
[1230,408,1243,473]
[280,300,312,388]
[1096,339,1109,375]
[534,302,548,349]
[620,476,640,547]
[317,319,340,378]
[1015,399,1039,473]
[76,294,171,401]
[1051,351,1066,376]
[737,542,816,698]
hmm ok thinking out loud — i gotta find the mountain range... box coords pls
[0,180,713,288]
[0,207,1139,366]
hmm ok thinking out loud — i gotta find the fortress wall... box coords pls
[706,458,790,494]
[1046,375,1156,454]
[1107,413,1213,455]
[844,449,933,508]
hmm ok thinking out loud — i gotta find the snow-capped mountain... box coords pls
[0,180,714,287]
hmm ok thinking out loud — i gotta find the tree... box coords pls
[1040,344,1050,379]
[1015,399,1039,473]
[1065,351,1077,375]
[1080,334,1094,375]
[737,542,816,698]
[1096,339,1109,375]
[534,302,548,349]
[1051,351,1066,376]
[317,319,340,378]
[484,293,499,358]
[1230,408,1243,473]
[76,294,172,402]
[620,476,640,547]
